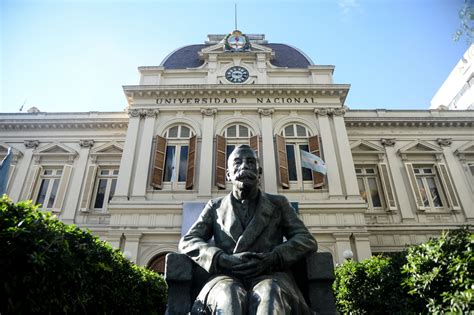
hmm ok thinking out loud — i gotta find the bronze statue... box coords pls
[179,145,317,314]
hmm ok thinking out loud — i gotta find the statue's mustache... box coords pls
[235,170,257,181]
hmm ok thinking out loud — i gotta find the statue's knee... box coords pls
[213,280,246,306]
[252,279,282,299]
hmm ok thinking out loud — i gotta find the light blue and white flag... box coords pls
[0,147,13,195]
[300,149,327,175]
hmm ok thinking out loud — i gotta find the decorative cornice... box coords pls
[345,118,473,128]
[380,138,396,146]
[79,140,94,148]
[24,140,39,149]
[258,108,274,117]
[0,120,128,131]
[437,138,452,147]
[200,108,217,117]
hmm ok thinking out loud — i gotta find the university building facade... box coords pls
[1,33,473,271]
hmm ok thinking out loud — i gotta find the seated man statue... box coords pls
[179,145,318,314]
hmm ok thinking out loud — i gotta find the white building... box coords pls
[431,44,474,110]
[1,32,473,272]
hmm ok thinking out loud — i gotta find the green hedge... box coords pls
[403,228,473,314]
[0,196,167,314]
[334,228,473,314]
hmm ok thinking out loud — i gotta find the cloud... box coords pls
[338,0,361,16]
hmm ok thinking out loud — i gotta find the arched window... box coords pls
[215,124,258,189]
[275,123,324,189]
[147,252,169,275]
[151,124,197,190]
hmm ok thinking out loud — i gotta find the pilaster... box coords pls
[352,232,372,261]
[61,140,94,223]
[114,109,142,201]
[198,108,217,197]
[259,108,278,194]
[332,108,360,198]
[131,109,159,200]
[381,139,415,220]
[10,140,38,202]
[314,109,343,198]
[123,232,142,264]
[333,232,352,264]
[438,139,474,219]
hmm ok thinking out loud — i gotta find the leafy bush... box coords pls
[333,253,422,314]
[0,196,167,314]
[403,228,473,314]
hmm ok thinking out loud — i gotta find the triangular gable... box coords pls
[350,140,384,154]
[34,142,77,156]
[200,42,273,55]
[91,141,123,156]
[398,140,442,155]
[455,141,474,154]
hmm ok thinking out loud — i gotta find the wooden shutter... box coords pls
[6,164,15,194]
[215,135,226,189]
[404,163,425,211]
[151,135,166,190]
[53,164,72,211]
[275,134,289,188]
[308,135,324,188]
[436,163,460,210]
[378,163,397,210]
[80,164,98,211]
[185,135,197,190]
[249,135,259,158]
[23,165,42,200]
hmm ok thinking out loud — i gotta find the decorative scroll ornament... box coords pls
[314,108,330,116]
[79,140,94,148]
[437,138,452,146]
[24,140,39,149]
[332,108,346,116]
[128,109,142,118]
[258,108,274,117]
[381,138,396,147]
[201,108,218,116]
[145,109,159,118]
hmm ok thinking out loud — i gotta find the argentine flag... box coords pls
[300,150,327,175]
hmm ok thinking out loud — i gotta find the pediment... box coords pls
[35,142,77,156]
[0,143,23,158]
[350,140,384,154]
[455,141,474,154]
[91,141,123,155]
[398,140,442,155]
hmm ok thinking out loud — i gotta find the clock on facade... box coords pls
[225,66,249,83]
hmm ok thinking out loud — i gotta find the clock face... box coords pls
[225,66,249,83]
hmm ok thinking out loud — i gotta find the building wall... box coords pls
[1,36,473,267]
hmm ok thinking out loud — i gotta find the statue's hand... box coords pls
[218,253,249,271]
[231,252,277,278]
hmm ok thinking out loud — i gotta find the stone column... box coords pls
[315,109,343,198]
[381,138,415,220]
[131,109,159,200]
[114,109,142,201]
[123,232,142,264]
[438,138,474,219]
[332,108,360,199]
[259,108,278,194]
[353,232,372,261]
[61,140,94,223]
[10,140,38,202]
[198,108,217,197]
[333,232,352,264]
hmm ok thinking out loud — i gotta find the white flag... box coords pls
[300,150,327,175]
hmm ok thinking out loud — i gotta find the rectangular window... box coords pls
[413,166,445,210]
[163,145,188,183]
[356,166,384,210]
[35,169,62,209]
[92,168,118,211]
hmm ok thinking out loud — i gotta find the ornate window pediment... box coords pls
[455,141,474,160]
[0,143,22,161]
[34,142,77,157]
[90,142,123,157]
[398,140,442,161]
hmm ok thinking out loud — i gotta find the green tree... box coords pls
[403,228,473,314]
[0,196,167,314]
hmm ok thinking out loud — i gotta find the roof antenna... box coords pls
[234,3,237,30]
[19,99,27,112]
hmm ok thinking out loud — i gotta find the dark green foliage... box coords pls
[403,228,473,314]
[333,253,423,314]
[0,196,167,314]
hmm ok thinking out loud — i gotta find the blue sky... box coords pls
[0,0,469,112]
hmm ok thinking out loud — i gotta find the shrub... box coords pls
[0,196,167,314]
[403,228,473,314]
[333,253,423,314]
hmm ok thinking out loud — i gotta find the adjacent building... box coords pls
[1,32,473,271]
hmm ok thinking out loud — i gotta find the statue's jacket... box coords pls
[179,190,318,275]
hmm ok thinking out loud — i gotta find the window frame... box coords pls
[34,167,63,210]
[91,167,119,212]
[355,166,385,211]
[412,165,447,211]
